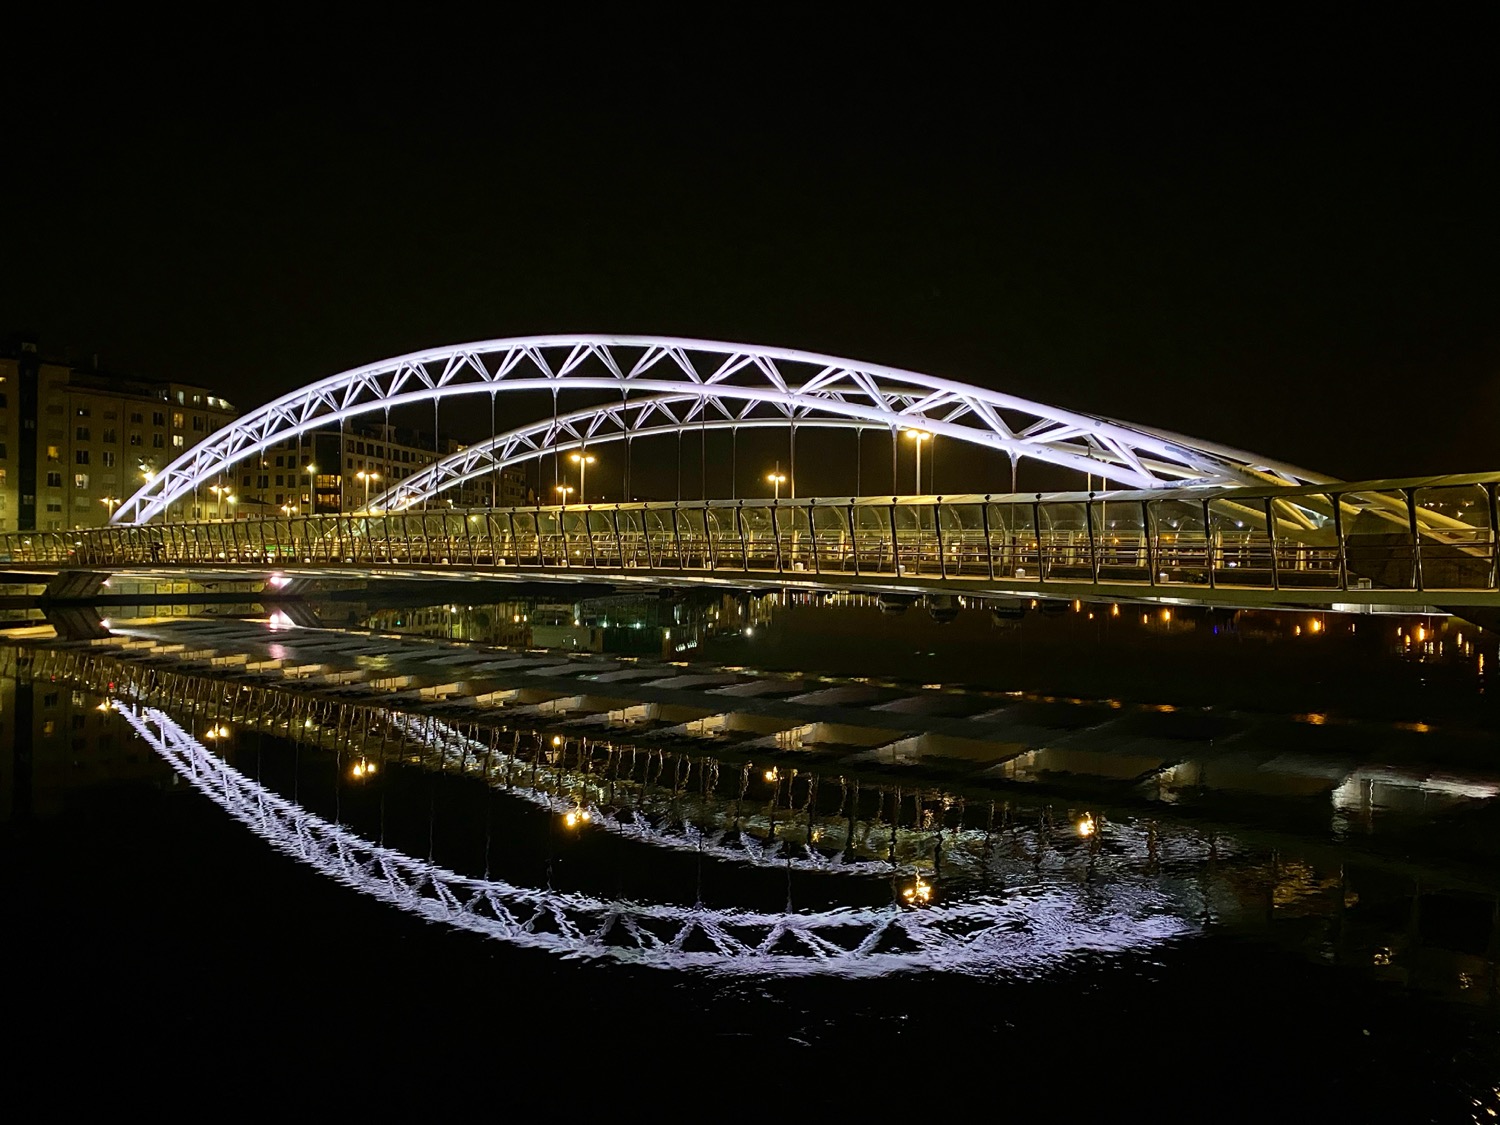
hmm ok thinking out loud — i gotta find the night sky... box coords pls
[5,21,1497,497]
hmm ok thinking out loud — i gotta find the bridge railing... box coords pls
[5,474,1498,595]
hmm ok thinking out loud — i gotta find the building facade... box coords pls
[0,341,239,531]
[232,423,531,516]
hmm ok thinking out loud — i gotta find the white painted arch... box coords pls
[112,335,1330,525]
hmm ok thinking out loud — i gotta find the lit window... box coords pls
[74,473,89,489]
[46,445,61,462]
[171,435,184,448]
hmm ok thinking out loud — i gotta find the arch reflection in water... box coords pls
[118,703,1195,977]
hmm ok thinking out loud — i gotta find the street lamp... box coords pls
[356,470,380,511]
[305,463,318,514]
[766,471,787,500]
[209,484,232,520]
[903,429,932,494]
[100,496,119,519]
[554,484,575,504]
[569,451,596,502]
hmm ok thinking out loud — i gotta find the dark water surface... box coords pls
[3,592,1497,1118]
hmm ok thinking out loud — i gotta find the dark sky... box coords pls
[5,19,1497,495]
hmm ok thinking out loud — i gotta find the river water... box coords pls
[3,591,1496,1117]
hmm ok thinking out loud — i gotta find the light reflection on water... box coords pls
[4,593,1499,1113]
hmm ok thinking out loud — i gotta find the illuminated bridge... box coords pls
[4,336,1496,610]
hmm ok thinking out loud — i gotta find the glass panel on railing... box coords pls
[891,504,932,576]
[776,506,814,573]
[1413,484,1493,589]
[639,509,673,567]
[704,507,738,567]
[811,504,852,573]
[534,511,563,564]
[851,505,894,574]
[1144,499,1208,586]
[560,510,591,564]
[1088,498,1146,583]
[1036,501,1088,582]
[614,509,646,567]
[1262,494,1336,587]
[1337,488,1412,591]
[936,503,982,575]
[983,502,1033,579]
[739,507,775,570]
[1204,497,1271,587]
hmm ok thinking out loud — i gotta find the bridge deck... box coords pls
[6,478,1499,611]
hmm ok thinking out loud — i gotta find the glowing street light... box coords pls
[356,470,380,512]
[208,484,235,520]
[766,470,787,500]
[569,451,596,502]
[100,496,120,518]
[903,429,932,494]
[555,484,575,503]
[305,463,318,514]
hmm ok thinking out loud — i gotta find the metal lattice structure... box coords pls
[119,701,1195,976]
[112,335,1330,525]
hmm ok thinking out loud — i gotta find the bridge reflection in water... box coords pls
[13,473,1500,609]
[28,643,1498,994]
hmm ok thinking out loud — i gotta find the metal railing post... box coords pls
[808,503,821,575]
[848,502,860,577]
[1404,488,1423,592]
[1032,498,1045,583]
[1085,495,1099,584]
[1143,500,1157,587]
[1201,499,1215,589]
[1489,482,1499,589]
[889,501,900,577]
[1263,498,1280,591]
[981,498,994,581]
[933,501,945,579]
[1329,491,1349,590]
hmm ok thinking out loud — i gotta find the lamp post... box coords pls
[570,451,596,502]
[209,484,230,520]
[766,470,787,500]
[305,464,318,514]
[555,484,575,504]
[903,429,931,494]
[100,496,119,520]
[357,470,380,512]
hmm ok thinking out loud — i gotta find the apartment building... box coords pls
[0,340,238,531]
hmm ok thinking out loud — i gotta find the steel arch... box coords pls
[112,335,1331,525]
